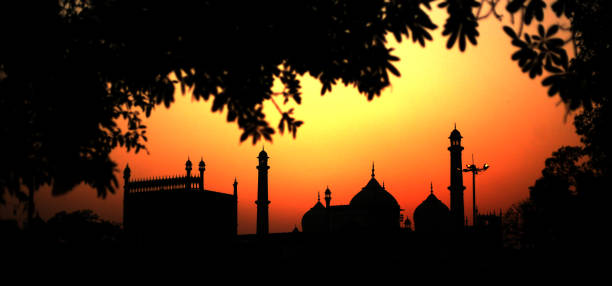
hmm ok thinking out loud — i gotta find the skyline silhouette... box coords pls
[0,5,580,235]
[108,126,499,237]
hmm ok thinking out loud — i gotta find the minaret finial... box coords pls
[318,192,320,202]
[371,162,375,178]
[454,122,457,129]
[430,182,433,194]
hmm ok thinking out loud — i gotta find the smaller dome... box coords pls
[413,191,450,232]
[301,200,327,233]
[198,158,205,167]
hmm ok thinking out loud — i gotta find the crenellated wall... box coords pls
[122,162,238,245]
[126,175,202,193]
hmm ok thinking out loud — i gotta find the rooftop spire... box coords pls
[454,122,457,129]
[317,192,320,202]
[430,182,433,194]
[371,162,375,178]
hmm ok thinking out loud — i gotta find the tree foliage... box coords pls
[0,0,485,201]
[499,0,611,111]
[497,0,610,252]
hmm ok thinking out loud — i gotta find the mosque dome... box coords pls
[413,186,450,232]
[349,177,399,210]
[301,198,327,233]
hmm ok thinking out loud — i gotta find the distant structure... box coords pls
[301,164,401,233]
[448,125,466,232]
[413,183,450,233]
[473,210,503,248]
[256,148,270,236]
[123,158,237,243]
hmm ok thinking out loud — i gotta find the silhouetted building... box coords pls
[473,211,503,248]
[301,164,401,233]
[413,183,450,233]
[256,149,270,236]
[448,125,466,232]
[123,158,237,244]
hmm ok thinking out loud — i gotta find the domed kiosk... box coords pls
[301,164,401,233]
[413,183,450,233]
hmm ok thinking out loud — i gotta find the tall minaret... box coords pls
[256,149,270,236]
[123,164,131,231]
[448,125,466,232]
[198,158,206,190]
[233,178,238,236]
[324,186,331,208]
[185,157,192,191]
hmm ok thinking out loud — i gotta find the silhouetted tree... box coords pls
[0,1,483,203]
[505,143,607,254]
[46,209,121,246]
[499,0,610,254]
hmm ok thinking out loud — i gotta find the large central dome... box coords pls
[349,177,399,209]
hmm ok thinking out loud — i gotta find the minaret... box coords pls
[198,158,206,190]
[448,125,466,232]
[233,178,238,236]
[233,177,238,197]
[123,164,131,230]
[324,186,331,208]
[185,157,192,190]
[256,148,270,236]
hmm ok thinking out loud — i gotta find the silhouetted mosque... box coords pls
[121,125,500,246]
[301,126,502,237]
[122,158,237,243]
[302,164,401,233]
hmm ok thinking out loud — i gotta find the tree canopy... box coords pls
[1,0,607,209]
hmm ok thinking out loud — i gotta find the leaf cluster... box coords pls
[503,24,567,79]
[502,0,611,111]
[438,0,481,51]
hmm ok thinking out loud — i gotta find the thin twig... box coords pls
[269,96,283,114]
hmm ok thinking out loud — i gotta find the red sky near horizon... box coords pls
[5,8,580,234]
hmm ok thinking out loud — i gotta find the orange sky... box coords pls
[10,7,580,234]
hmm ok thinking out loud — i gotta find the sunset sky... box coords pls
[14,7,579,234]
